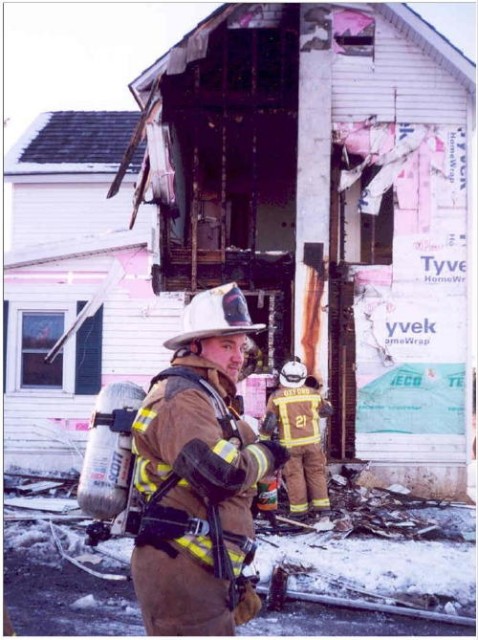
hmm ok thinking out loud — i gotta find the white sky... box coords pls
[2,1,476,152]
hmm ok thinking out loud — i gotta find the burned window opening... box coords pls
[331,147,394,267]
[328,143,394,462]
[334,35,374,46]
[333,17,375,57]
[360,165,393,265]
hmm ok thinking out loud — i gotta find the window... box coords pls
[21,312,64,388]
[4,301,103,395]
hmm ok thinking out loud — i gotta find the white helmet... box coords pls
[279,359,308,388]
[163,282,265,351]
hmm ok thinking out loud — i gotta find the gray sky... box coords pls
[3,2,476,151]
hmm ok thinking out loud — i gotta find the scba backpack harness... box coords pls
[134,366,258,611]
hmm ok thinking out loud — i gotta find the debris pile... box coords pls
[255,466,476,544]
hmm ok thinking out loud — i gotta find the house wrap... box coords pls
[4,4,476,499]
[109,2,475,499]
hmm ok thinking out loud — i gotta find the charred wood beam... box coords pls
[107,74,161,200]
[191,72,200,291]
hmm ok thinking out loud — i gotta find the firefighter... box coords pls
[130,282,289,636]
[260,358,333,521]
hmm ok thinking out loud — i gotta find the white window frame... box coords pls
[6,302,77,396]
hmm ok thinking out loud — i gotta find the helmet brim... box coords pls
[163,324,266,351]
[279,373,306,388]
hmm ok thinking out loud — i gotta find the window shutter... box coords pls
[75,301,103,395]
[3,300,8,393]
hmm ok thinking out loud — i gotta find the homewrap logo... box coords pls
[448,130,466,191]
[385,318,436,346]
[421,255,466,284]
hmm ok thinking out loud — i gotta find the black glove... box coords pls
[259,440,290,470]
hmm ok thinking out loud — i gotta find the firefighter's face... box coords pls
[198,334,248,382]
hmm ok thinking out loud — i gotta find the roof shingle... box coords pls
[17,111,145,172]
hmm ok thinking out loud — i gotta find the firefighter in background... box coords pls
[260,358,333,521]
[130,282,290,636]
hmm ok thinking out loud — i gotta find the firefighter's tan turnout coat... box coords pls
[130,352,276,636]
[261,385,332,516]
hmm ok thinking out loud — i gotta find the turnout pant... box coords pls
[283,442,330,515]
[131,544,235,636]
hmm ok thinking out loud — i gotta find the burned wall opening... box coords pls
[156,6,301,369]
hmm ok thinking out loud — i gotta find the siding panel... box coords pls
[356,434,466,463]
[11,182,152,249]
[332,14,469,125]
[4,249,183,475]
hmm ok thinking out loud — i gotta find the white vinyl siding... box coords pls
[356,433,467,464]
[332,13,470,125]
[3,251,183,476]
[10,182,152,249]
[101,289,183,377]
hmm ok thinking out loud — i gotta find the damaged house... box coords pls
[109,2,475,499]
[3,3,475,501]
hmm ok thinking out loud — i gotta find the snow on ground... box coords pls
[4,504,475,618]
[99,517,476,616]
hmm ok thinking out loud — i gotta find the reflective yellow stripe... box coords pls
[279,435,320,447]
[311,498,330,508]
[134,457,189,497]
[212,439,239,463]
[247,444,269,480]
[156,462,172,476]
[289,502,308,513]
[258,434,271,442]
[132,408,157,433]
[175,534,245,577]
[133,456,158,496]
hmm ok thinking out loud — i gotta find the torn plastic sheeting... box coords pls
[332,9,375,55]
[359,125,431,215]
[338,126,392,192]
[333,9,374,37]
[339,155,372,192]
[338,124,431,215]
[333,120,393,158]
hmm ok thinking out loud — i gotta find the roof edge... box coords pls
[375,3,475,93]
[4,228,150,269]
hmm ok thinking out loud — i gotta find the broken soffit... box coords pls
[128,3,237,109]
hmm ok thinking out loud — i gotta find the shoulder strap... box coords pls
[149,366,204,391]
[150,366,242,443]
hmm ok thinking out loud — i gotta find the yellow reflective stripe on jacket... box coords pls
[212,439,240,463]
[246,444,270,480]
[175,534,245,577]
[132,408,157,433]
[134,458,189,497]
[157,461,189,487]
[279,434,320,447]
[133,456,158,496]
[274,395,321,446]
